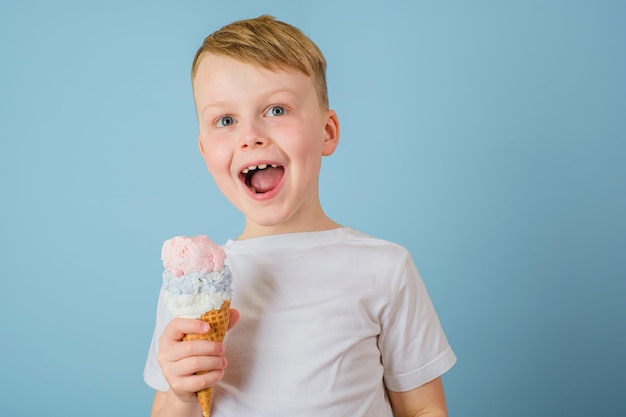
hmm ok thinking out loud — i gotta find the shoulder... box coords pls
[341,227,407,249]
[340,227,412,263]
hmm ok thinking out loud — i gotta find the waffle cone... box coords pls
[183,299,231,417]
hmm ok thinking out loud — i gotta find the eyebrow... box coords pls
[198,88,300,118]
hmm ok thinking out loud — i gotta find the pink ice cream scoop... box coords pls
[161,235,226,277]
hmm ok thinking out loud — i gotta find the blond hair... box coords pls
[191,15,329,109]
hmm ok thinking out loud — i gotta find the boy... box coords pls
[144,15,456,417]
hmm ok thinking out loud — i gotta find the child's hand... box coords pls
[157,309,240,404]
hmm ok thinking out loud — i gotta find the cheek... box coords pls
[202,149,236,198]
[295,131,324,163]
[200,136,230,173]
[204,155,229,181]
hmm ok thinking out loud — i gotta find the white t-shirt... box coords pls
[144,227,456,416]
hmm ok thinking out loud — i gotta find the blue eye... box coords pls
[266,106,286,117]
[217,116,235,127]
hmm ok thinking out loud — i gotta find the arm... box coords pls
[150,309,240,417]
[152,389,200,417]
[387,377,449,417]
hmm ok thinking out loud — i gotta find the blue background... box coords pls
[1,1,624,415]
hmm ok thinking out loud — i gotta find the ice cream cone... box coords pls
[183,299,231,417]
[161,235,233,417]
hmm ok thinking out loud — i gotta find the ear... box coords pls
[198,135,206,158]
[321,110,340,156]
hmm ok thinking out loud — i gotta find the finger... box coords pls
[159,339,226,367]
[168,368,227,395]
[176,353,228,377]
[227,308,240,331]
[161,318,210,345]
[157,340,227,387]
[194,367,227,390]
[175,339,226,359]
[162,352,228,396]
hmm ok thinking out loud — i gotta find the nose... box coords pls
[239,119,268,150]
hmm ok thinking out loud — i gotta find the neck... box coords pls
[238,215,342,240]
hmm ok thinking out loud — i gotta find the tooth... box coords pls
[271,164,278,168]
[258,164,267,169]
[242,168,249,174]
[248,165,257,171]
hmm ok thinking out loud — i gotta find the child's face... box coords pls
[193,54,339,238]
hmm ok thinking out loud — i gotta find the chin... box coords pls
[249,216,290,229]
[246,211,299,231]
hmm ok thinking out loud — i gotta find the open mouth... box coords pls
[240,163,285,194]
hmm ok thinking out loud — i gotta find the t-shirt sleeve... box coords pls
[378,251,456,392]
[143,287,172,392]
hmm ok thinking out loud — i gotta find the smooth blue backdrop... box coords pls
[1,1,624,416]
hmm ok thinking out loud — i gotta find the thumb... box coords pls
[227,308,240,331]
